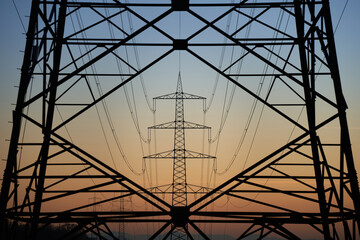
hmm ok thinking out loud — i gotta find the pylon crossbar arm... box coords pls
[183,150,215,159]
[57,46,98,74]
[154,92,205,100]
[143,150,175,159]
[144,149,215,159]
[238,223,257,239]
[148,121,210,129]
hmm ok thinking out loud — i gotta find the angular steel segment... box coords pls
[321,0,360,233]
[186,48,308,132]
[0,1,41,234]
[186,7,338,109]
[149,221,172,240]
[19,113,172,212]
[188,113,339,211]
[30,1,68,239]
[22,7,174,108]
[52,49,174,132]
[294,1,330,237]
[188,220,210,240]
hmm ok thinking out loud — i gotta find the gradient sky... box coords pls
[1,0,359,180]
[0,1,359,239]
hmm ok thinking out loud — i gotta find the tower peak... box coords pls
[176,72,183,94]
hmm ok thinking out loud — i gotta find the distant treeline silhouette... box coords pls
[2,220,91,240]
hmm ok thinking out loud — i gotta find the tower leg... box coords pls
[321,0,360,233]
[29,1,67,239]
[0,0,40,238]
[294,1,330,238]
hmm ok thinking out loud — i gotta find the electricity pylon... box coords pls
[144,73,215,238]
[0,0,359,239]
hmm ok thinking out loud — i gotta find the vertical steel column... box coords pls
[30,1,67,239]
[321,0,360,233]
[172,76,187,207]
[0,0,40,238]
[294,0,330,238]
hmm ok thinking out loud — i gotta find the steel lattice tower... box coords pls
[144,73,215,238]
[172,76,188,208]
[0,0,359,239]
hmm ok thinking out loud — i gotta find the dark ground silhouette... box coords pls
[1,220,91,240]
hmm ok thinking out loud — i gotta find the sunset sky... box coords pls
[0,0,359,239]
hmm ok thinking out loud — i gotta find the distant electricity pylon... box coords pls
[144,73,215,238]
[0,0,359,239]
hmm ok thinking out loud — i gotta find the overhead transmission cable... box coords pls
[200,0,244,185]
[239,0,350,174]
[240,5,289,171]
[102,4,146,175]
[210,0,257,148]
[124,0,156,113]
[115,5,156,183]
[217,2,282,175]
[227,0,350,209]
[212,2,257,175]
[204,0,236,113]
[73,4,144,176]
[12,0,27,33]
[213,0,292,176]
[104,0,160,186]
[221,0,291,208]
[104,1,158,164]
[73,9,120,172]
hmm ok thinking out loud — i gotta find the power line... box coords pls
[70,4,145,175]
[212,2,258,175]
[12,0,27,33]
[209,3,256,145]
[226,0,350,208]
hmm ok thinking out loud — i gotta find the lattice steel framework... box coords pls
[0,0,359,239]
[144,73,215,238]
